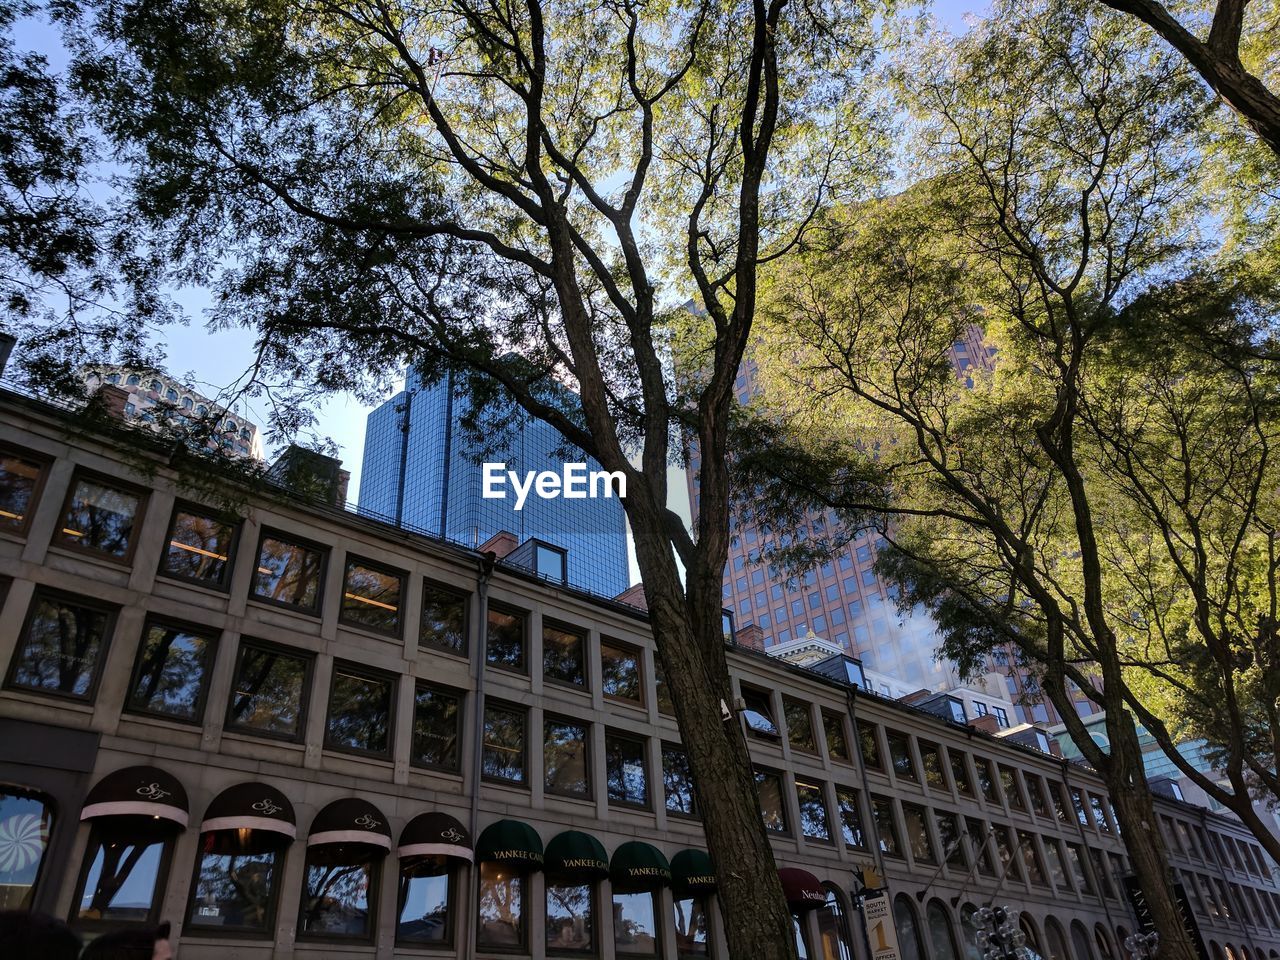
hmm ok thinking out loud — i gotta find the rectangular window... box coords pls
[859,723,882,770]
[823,711,849,762]
[614,891,658,955]
[544,716,590,797]
[950,751,974,796]
[1018,830,1047,884]
[977,758,1001,805]
[887,730,917,782]
[935,811,967,868]
[655,662,675,716]
[903,803,936,865]
[543,621,586,687]
[58,475,144,560]
[187,846,281,935]
[1070,787,1091,827]
[252,531,326,613]
[420,581,468,654]
[601,640,643,704]
[994,706,1009,726]
[159,505,237,587]
[6,592,113,701]
[126,619,217,722]
[478,861,525,949]
[299,845,377,940]
[835,787,865,849]
[741,687,779,739]
[1044,838,1070,889]
[482,702,527,784]
[919,742,946,790]
[1051,783,1072,824]
[546,880,595,953]
[226,640,311,740]
[966,818,997,876]
[662,744,698,817]
[783,697,816,753]
[1025,776,1050,818]
[340,558,404,635]
[755,769,788,833]
[674,895,711,956]
[795,781,831,842]
[76,827,169,925]
[871,795,901,857]
[0,448,46,534]
[325,665,393,756]
[486,605,526,672]
[1089,794,1112,832]
[994,826,1023,882]
[999,766,1024,810]
[1066,843,1094,895]
[411,683,462,771]
[606,732,649,807]
[1089,848,1116,898]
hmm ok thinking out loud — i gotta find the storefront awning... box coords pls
[398,811,473,861]
[307,797,392,850]
[778,867,826,911]
[200,782,296,839]
[475,819,544,869]
[80,766,188,829]
[671,849,716,895]
[545,830,609,879]
[610,841,672,890]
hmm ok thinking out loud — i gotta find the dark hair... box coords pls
[0,910,81,960]
[79,921,170,960]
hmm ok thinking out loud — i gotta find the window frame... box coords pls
[795,779,833,844]
[662,741,699,819]
[123,614,220,725]
[223,637,315,744]
[248,527,330,616]
[4,589,117,703]
[477,860,528,952]
[338,554,406,638]
[485,601,529,675]
[542,618,588,689]
[70,824,175,930]
[323,660,397,759]
[418,578,470,657]
[782,695,818,754]
[543,713,593,800]
[754,766,790,835]
[605,729,650,809]
[156,500,241,591]
[600,638,645,707]
[821,710,851,763]
[183,839,285,940]
[740,684,781,740]
[54,469,149,564]
[296,844,382,943]
[0,443,51,537]
[544,877,598,956]
[481,699,530,787]
[396,860,458,948]
[410,681,465,773]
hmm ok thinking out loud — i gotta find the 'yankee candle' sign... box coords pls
[861,891,902,960]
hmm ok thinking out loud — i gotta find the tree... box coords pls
[58,0,885,954]
[1093,0,1280,155]
[749,1,1226,956]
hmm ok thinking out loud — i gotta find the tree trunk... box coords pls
[630,509,800,960]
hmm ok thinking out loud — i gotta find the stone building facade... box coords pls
[0,387,1277,960]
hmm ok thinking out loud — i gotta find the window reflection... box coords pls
[397,858,452,944]
[674,896,710,956]
[77,835,165,923]
[663,745,697,816]
[817,886,854,960]
[252,534,324,611]
[796,781,831,842]
[546,880,594,953]
[755,770,788,833]
[325,668,392,755]
[0,452,42,532]
[482,704,526,783]
[606,733,648,807]
[127,621,215,721]
[0,788,52,910]
[299,849,375,938]
[486,607,526,671]
[478,862,524,949]
[420,582,468,653]
[59,478,141,558]
[340,560,402,634]
[543,623,586,686]
[8,593,111,699]
[412,684,461,770]
[188,843,280,933]
[162,508,234,585]
[614,891,658,955]
[227,642,309,738]
[544,718,590,797]
[601,641,642,703]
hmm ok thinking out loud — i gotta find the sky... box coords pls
[13,0,991,525]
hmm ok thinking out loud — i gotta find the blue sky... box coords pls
[13,0,990,507]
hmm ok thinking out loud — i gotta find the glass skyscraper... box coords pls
[360,369,631,598]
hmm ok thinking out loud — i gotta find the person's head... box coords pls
[80,921,172,960]
[0,910,81,960]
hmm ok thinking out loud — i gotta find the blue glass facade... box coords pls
[360,370,631,597]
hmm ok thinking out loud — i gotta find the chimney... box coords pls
[95,384,130,420]
[735,622,766,652]
[967,714,999,735]
[614,583,647,611]
[478,531,520,560]
[267,445,347,506]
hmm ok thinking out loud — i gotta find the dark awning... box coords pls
[398,811,473,862]
[475,819,543,869]
[610,841,672,889]
[545,830,609,879]
[671,849,716,895]
[307,798,392,851]
[200,782,296,839]
[81,766,188,829]
[778,867,826,911]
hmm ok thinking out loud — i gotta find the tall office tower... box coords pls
[360,368,632,598]
[687,326,1076,724]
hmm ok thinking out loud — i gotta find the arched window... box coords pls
[396,812,471,947]
[0,786,54,910]
[1225,946,1239,960]
[298,798,391,940]
[1071,921,1097,960]
[182,396,193,410]
[240,428,250,440]
[125,374,140,386]
[959,903,982,960]
[816,884,854,960]
[1095,925,1117,960]
[106,373,120,385]
[894,894,926,960]
[165,388,178,402]
[1021,915,1046,960]
[196,404,208,417]
[148,380,161,393]
[794,916,811,959]
[927,899,961,960]
[1044,918,1072,960]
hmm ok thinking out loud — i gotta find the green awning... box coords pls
[545,830,609,879]
[610,840,672,890]
[671,849,716,895]
[475,819,544,869]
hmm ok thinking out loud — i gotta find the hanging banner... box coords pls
[861,890,902,960]
[1122,875,1209,960]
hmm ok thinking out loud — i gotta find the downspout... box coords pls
[466,550,497,960]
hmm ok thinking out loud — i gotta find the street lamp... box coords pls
[973,905,1030,960]
[1124,932,1160,960]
